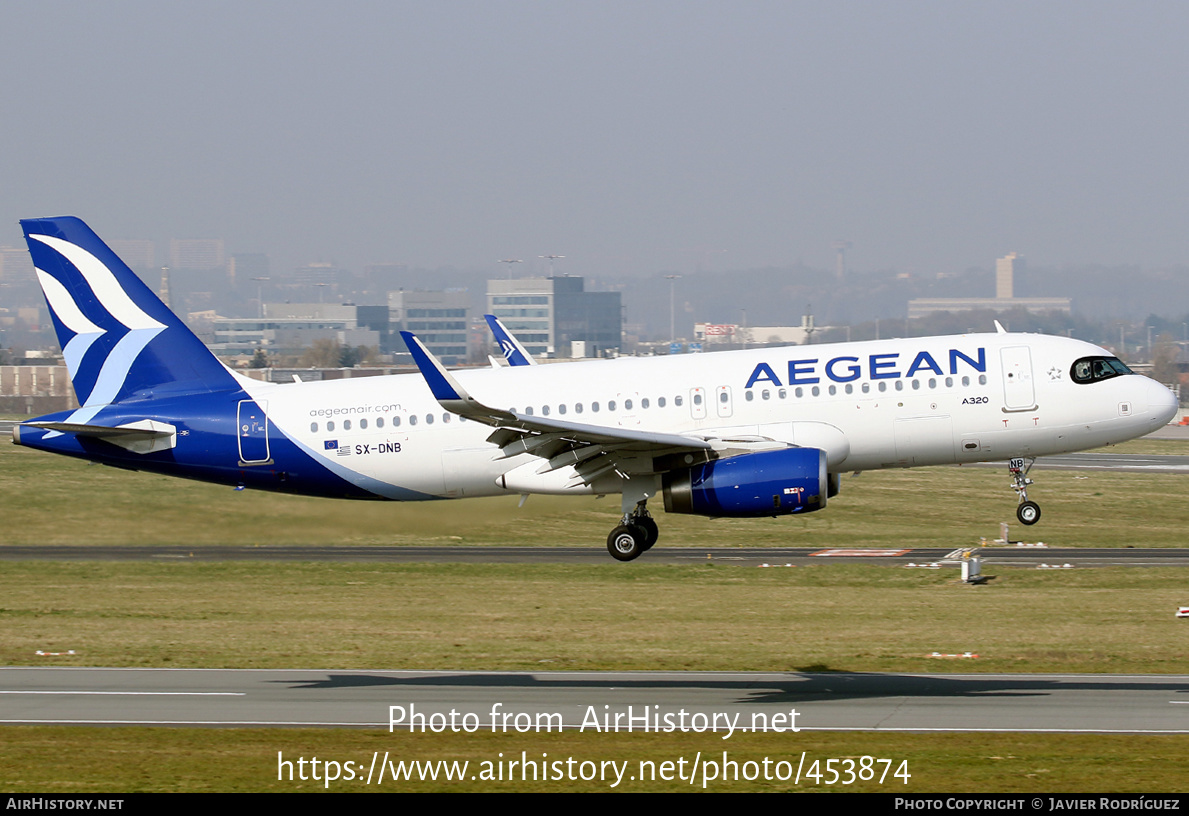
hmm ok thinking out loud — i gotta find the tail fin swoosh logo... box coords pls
[34,268,104,379]
[29,234,166,416]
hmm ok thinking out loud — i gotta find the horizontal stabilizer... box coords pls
[17,419,177,455]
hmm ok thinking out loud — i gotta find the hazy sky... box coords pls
[3,1,1188,278]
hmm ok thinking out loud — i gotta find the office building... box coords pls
[388,290,471,363]
[487,276,621,358]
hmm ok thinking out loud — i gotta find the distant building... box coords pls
[229,253,271,288]
[487,278,553,355]
[908,252,1070,319]
[388,290,471,364]
[907,297,1071,319]
[694,323,816,346]
[0,246,34,281]
[170,238,225,270]
[355,305,391,350]
[487,276,621,358]
[0,365,78,413]
[107,240,155,271]
[292,263,340,287]
[996,252,1020,299]
[209,302,379,356]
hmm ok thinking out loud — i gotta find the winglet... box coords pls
[400,331,515,424]
[994,320,1007,334]
[484,314,537,366]
[401,330,468,401]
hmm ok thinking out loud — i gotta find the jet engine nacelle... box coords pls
[661,447,829,518]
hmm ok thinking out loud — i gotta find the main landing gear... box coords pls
[1009,457,1041,525]
[606,502,659,562]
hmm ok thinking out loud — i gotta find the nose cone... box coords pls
[1146,377,1179,426]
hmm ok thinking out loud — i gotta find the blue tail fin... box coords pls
[20,217,238,415]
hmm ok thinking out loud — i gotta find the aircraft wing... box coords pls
[401,331,723,483]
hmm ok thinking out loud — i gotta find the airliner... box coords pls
[12,217,1179,560]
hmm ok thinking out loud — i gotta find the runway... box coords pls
[970,451,1189,474]
[1,667,1186,734]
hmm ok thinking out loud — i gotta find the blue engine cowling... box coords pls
[661,447,830,518]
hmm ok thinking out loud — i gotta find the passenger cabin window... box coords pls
[1071,356,1134,384]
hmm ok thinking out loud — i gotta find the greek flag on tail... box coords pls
[20,216,239,425]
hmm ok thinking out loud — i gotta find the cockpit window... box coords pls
[1071,356,1133,384]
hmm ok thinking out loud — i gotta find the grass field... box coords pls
[0,434,1186,792]
[2,561,1188,673]
[3,727,1187,793]
[0,437,1185,550]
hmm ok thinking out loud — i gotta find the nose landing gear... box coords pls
[1009,457,1041,525]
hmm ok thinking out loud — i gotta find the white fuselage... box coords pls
[239,332,1176,501]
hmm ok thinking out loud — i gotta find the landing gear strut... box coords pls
[1009,457,1041,525]
[606,502,658,562]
